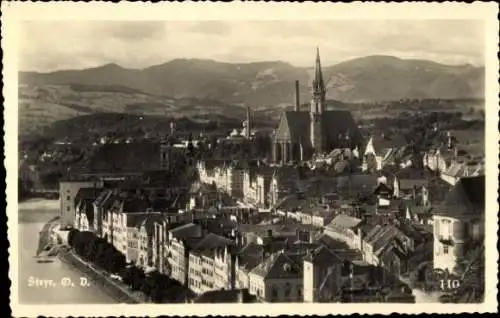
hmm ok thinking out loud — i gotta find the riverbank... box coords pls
[58,249,145,304]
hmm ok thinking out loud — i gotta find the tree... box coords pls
[443,244,485,303]
[67,229,80,248]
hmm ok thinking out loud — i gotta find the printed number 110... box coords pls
[440,279,460,290]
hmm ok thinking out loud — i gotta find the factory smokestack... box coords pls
[245,106,251,139]
[295,80,300,111]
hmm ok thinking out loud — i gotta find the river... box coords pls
[17,199,116,304]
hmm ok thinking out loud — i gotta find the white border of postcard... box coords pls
[3,2,499,316]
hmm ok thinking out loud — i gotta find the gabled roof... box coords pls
[138,212,164,234]
[322,111,363,146]
[433,175,484,217]
[275,111,311,145]
[368,134,407,152]
[192,233,234,251]
[326,214,362,231]
[94,189,115,209]
[124,213,149,228]
[303,245,343,264]
[169,223,201,239]
[398,178,428,190]
[373,182,394,195]
[366,224,410,256]
[122,198,151,213]
[236,243,265,271]
[250,251,303,280]
[274,110,361,147]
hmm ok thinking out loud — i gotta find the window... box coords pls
[443,245,449,254]
[66,196,70,201]
[441,220,451,240]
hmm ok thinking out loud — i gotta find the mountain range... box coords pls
[20,55,484,107]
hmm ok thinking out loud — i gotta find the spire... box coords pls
[311,47,326,115]
[313,46,325,95]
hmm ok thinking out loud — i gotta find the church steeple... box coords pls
[313,47,325,95]
[310,47,325,153]
[311,47,326,114]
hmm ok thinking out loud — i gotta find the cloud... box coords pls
[18,20,484,72]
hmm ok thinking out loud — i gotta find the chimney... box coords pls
[246,106,251,139]
[295,80,300,111]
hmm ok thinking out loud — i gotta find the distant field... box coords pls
[18,84,246,134]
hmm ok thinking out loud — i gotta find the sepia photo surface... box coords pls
[3,2,499,316]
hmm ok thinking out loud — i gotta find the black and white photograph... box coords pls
[4,2,498,316]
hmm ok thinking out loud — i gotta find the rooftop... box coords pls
[433,175,485,217]
[250,250,303,280]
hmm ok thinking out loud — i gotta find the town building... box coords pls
[362,133,407,172]
[167,223,203,285]
[303,245,344,302]
[137,212,164,269]
[59,178,103,227]
[73,187,101,232]
[248,250,304,302]
[187,235,235,295]
[432,176,484,273]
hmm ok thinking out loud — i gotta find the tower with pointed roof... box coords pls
[310,47,326,152]
[272,47,362,164]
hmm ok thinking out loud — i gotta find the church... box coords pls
[272,48,362,163]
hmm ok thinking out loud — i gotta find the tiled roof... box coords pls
[365,225,401,253]
[313,232,349,250]
[237,243,265,271]
[75,187,101,205]
[93,189,115,209]
[125,213,149,228]
[138,213,164,234]
[120,197,151,213]
[334,248,364,262]
[433,175,484,217]
[250,251,303,280]
[398,179,428,190]
[237,223,314,234]
[326,214,362,230]
[192,233,234,251]
[303,245,343,264]
[169,223,201,239]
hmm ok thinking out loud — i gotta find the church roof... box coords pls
[274,110,360,146]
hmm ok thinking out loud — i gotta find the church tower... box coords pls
[310,47,326,152]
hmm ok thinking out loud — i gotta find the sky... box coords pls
[19,20,485,72]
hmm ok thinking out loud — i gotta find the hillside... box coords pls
[20,55,484,107]
[18,84,247,134]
